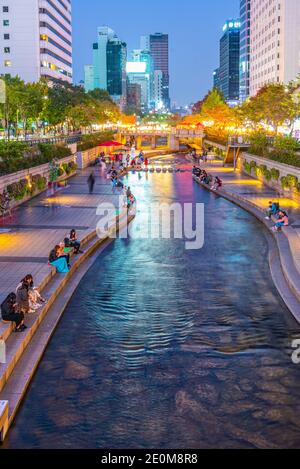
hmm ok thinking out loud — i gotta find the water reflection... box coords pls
[3,168,300,449]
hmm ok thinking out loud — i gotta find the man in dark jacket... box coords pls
[1,293,26,332]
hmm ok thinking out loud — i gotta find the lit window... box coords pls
[4,60,11,67]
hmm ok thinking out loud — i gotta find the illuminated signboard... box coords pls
[126,62,147,74]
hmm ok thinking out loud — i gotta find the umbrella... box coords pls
[98,140,123,147]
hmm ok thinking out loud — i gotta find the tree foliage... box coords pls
[0,76,121,134]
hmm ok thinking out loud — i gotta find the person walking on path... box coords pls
[87,172,96,194]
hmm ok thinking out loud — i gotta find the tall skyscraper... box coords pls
[149,33,170,110]
[215,20,241,102]
[85,26,127,107]
[0,0,73,83]
[239,0,251,101]
[249,0,300,96]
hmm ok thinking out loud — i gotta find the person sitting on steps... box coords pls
[211,176,222,191]
[69,229,83,254]
[49,245,70,273]
[265,201,280,220]
[1,293,27,333]
[272,210,289,232]
[16,278,33,314]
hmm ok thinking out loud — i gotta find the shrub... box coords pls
[286,174,298,187]
[273,135,299,157]
[259,164,268,176]
[265,170,272,181]
[77,131,115,152]
[7,179,28,200]
[249,132,269,157]
[243,161,251,174]
[271,168,280,180]
[0,141,72,176]
[31,174,47,192]
[57,166,65,177]
[280,175,298,190]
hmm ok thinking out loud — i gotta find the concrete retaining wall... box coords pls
[0,154,76,193]
[240,152,300,202]
[0,154,77,209]
[76,146,100,169]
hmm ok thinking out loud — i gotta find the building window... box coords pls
[3,20,9,26]
[4,33,9,39]
[4,47,10,53]
[4,60,11,67]
[3,6,9,13]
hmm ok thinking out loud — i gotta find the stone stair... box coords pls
[0,209,130,398]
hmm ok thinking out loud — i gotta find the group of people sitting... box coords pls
[192,167,223,191]
[265,201,289,232]
[48,229,82,274]
[1,274,46,333]
[107,166,125,189]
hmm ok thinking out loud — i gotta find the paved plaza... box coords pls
[0,168,124,304]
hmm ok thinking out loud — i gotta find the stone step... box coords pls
[0,211,133,434]
[0,400,8,441]
[0,209,130,395]
[0,227,97,348]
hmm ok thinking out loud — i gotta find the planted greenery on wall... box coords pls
[6,175,47,201]
[243,158,299,189]
[0,141,72,176]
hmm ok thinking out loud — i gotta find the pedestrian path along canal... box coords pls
[3,162,300,449]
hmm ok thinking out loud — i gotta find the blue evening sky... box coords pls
[72,0,238,105]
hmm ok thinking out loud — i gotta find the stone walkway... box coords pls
[0,168,125,304]
[198,159,300,276]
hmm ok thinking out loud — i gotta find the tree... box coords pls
[241,83,297,134]
[200,89,234,128]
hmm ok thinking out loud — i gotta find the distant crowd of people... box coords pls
[95,151,149,171]
[1,274,46,333]
[189,149,209,164]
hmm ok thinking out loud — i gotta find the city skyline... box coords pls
[73,0,238,105]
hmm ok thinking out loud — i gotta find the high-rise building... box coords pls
[215,20,241,102]
[153,70,164,110]
[0,0,73,83]
[84,26,127,107]
[107,39,127,105]
[213,68,221,91]
[126,82,142,113]
[148,33,170,110]
[126,61,150,113]
[239,0,251,101]
[249,0,300,96]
